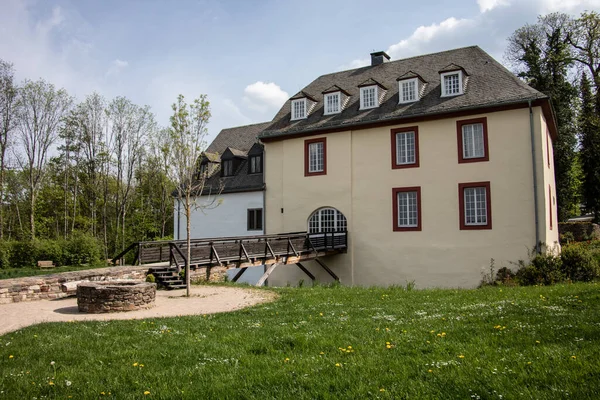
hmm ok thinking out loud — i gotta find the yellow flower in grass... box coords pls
[458,355,465,359]
[144,390,151,395]
[101,392,106,396]
[48,381,54,386]
[319,352,325,355]
[535,340,540,344]
[133,362,139,367]
[571,355,577,359]
[335,363,342,367]
[428,369,433,373]
[284,358,290,362]
[8,355,13,359]
[379,388,386,392]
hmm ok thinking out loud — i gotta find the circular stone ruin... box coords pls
[77,281,156,313]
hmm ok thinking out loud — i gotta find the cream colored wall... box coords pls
[265,107,553,288]
[538,110,560,252]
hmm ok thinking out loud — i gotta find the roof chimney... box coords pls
[370,51,390,66]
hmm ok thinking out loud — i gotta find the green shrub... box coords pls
[515,252,563,286]
[145,273,156,283]
[560,231,575,245]
[63,233,102,266]
[37,239,65,266]
[0,241,14,269]
[561,245,600,282]
[9,240,40,268]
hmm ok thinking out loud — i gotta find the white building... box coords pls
[173,122,270,283]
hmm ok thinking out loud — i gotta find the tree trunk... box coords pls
[185,196,191,297]
[29,191,35,240]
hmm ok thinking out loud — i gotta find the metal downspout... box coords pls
[529,100,541,253]
[177,199,181,241]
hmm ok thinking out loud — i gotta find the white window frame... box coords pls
[308,208,347,233]
[398,78,419,104]
[291,98,307,120]
[464,187,487,226]
[395,131,416,165]
[462,123,485,159]
[360,86,378,110]
[324,92,341,115]
[441,71,463,97]
[308,141,324,173]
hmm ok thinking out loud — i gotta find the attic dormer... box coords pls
[358,78,387,110]
[220,147,247,177]
[397,71,427,104]
[247,142,264,174]
[439,64,468,97]
[290,91,318,121]
[197,152,220,179]
[322,85,351,115]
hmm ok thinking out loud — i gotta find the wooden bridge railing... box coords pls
[112,231,347,270]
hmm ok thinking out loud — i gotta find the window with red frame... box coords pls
[459,182,492,230]
[304,137,327,176]
[457,117,489,163]
[391,126,420,169]
[392,187,422,231]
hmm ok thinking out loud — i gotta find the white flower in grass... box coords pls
[50,361,55,366]
[65,380,72,386]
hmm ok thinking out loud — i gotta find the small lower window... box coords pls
[459,182,491,230]
[392,187,421,231]
[247,209,263,231]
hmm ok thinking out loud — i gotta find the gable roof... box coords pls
[190,121,270,196]
[206,121,271,155]
[259,46,552,141]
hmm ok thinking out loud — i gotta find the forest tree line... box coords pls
[1,11,600,267]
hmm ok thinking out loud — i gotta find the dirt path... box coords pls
[0,286,275,336]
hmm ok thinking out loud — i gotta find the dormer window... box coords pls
[222,160,234,177]
[291,99,306,120]
[399,78,418,103]
[441,71,463,97]
[324,92,340,115]
[249,154,262,174]
[360,86,378,109]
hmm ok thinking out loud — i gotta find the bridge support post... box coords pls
[256,263,279,287]
[231,267,248,283]
[314,258,339,282]
[296,262,315,281]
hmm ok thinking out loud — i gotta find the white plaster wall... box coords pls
[173,191,264,239]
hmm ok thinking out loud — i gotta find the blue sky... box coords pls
[1,0,599,143]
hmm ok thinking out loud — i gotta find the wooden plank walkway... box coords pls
[113,231,347,275]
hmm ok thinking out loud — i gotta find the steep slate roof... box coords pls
[206,122,270,154]
[197,122,270,195]
[259,46,551,140]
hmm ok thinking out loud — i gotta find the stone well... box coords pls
[77,281,156,313]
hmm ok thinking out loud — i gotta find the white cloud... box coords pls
[536,0,600,12]
[106,59,129,76]
[477,0,509,13]
[386,17,476,59]
[242,81,289,113]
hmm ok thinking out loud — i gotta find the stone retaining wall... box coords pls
[0,266,148,304]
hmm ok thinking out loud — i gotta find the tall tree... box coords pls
[568,11,600,110]
[0,59,18,239]
[166,94,216,296]
[107,97,154,251]
[16,80,71,239]
[579,73,600,222]
[506,13,580,221]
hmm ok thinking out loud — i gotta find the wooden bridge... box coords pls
[112,231,347,287]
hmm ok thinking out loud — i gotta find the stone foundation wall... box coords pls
[77,282,156,313]
[0,266,148,304]
[189,266,228,283]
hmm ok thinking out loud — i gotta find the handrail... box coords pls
[113,230,348,267]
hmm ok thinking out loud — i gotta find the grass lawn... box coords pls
[0,264,109,280]
[1,283,599,399]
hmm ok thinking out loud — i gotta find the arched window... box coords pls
[308,208,347,233]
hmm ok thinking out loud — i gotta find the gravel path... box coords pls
[0,286,275,336]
